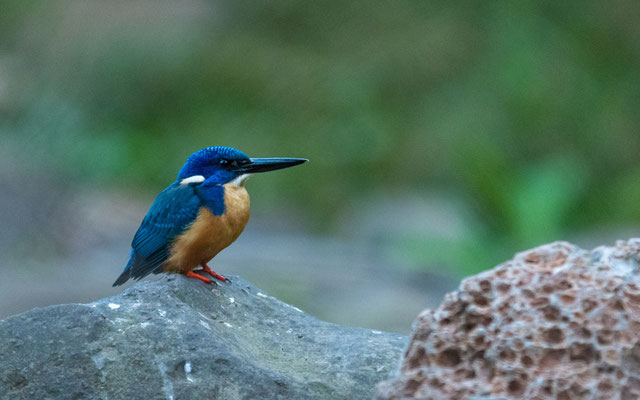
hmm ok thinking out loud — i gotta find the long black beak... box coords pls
[235,157,308,174]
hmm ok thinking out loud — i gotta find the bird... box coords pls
[113,146,307,286]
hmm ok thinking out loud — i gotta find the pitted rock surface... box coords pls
[375,240,640,400]
[0,275,407,400]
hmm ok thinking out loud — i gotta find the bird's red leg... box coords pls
[183,270,212,284]
[200,263,227,282]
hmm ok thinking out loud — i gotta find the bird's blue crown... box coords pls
[177,146,250,185]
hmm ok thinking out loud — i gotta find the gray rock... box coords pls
[0,274,407,400]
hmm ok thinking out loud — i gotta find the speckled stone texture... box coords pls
[375,240,640,400]
[0,275,407,400]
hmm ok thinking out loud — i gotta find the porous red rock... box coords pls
[375,240,640,400]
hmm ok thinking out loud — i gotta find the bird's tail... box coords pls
[112,251,134,287]
[112,269,130,287]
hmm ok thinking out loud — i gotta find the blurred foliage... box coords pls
[1,0,640,275]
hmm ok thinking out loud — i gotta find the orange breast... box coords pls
[163,183,250,273]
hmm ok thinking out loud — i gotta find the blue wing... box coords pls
[113,182,202,286]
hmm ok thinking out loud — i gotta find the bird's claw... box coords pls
[200,264,229,283]
[184,271,213,284]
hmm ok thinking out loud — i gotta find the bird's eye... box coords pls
[219,159,230,167]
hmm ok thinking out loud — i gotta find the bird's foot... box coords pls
[201,264,229,283]
[183,270,213,284]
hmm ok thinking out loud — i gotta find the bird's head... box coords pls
[177,146,307,186]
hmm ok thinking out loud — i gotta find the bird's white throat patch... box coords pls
[180,175,205,185]
[230,174,251,187]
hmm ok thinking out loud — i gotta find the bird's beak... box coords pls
[234,157,308,174]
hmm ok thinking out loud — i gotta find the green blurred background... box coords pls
[1,1,639,332]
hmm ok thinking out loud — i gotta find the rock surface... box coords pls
[375,240,640,400]
[0,274,407,400]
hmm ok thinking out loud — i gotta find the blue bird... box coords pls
[113,146,307,286]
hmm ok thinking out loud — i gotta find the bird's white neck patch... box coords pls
[180,175,205,185]
[230,174,251,187]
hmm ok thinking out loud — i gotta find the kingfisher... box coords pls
[113,146,307,286]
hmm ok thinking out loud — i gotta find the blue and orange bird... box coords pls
[113,146,307,286]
